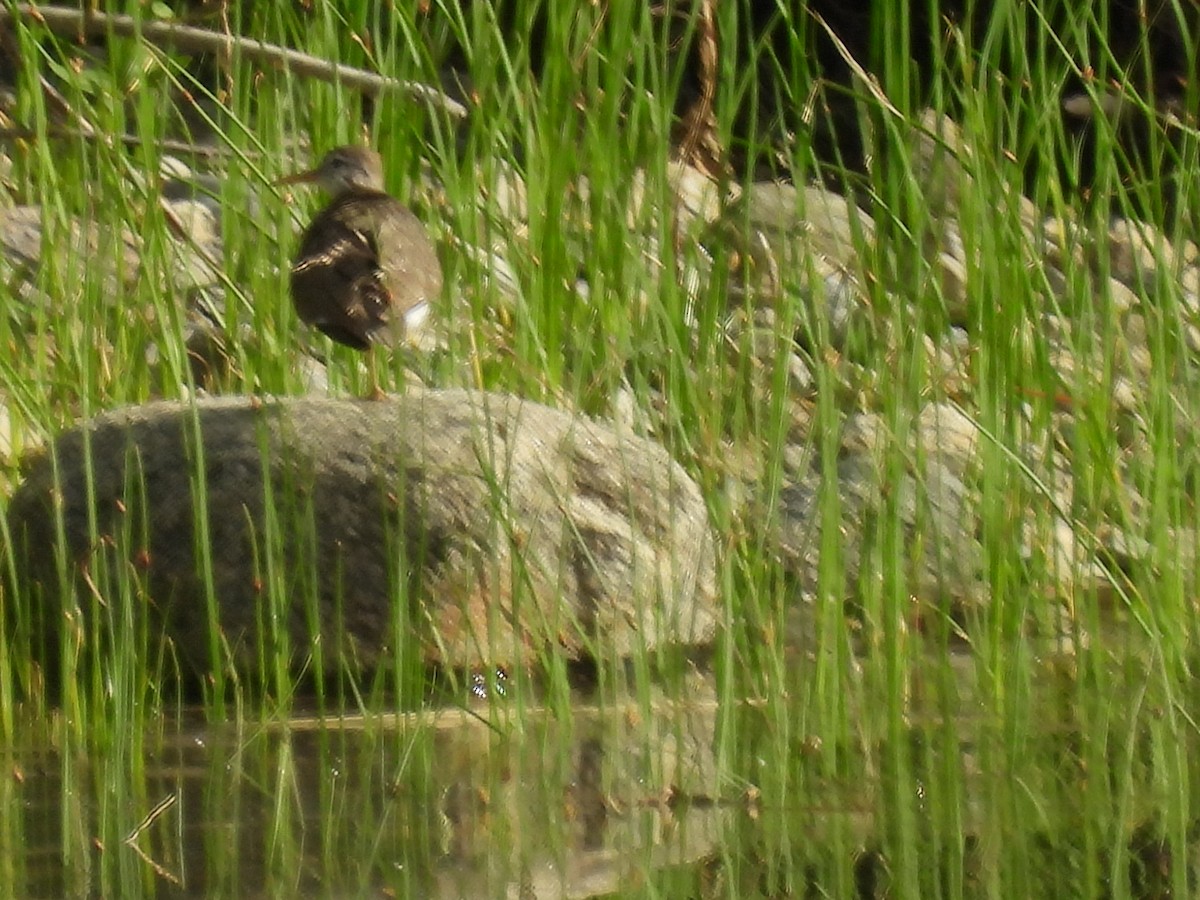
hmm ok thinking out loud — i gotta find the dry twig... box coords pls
[0,4,468,120]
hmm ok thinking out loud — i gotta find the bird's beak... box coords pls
[274,167,320,187]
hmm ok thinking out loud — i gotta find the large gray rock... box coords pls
[7,391,717,680]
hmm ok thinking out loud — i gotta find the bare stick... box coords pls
[0,4,468,120]
[0,125,242,157]
[123,793,184,887]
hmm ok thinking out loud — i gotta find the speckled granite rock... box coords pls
[7,391,717,683]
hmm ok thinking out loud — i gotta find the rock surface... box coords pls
[7,391,717,680]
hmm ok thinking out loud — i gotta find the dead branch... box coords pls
[0,4,468,120]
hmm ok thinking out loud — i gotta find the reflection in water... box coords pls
[8,638,1196,897]
[10,674,723,898]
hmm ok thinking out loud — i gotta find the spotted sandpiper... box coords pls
[276,145,442,393]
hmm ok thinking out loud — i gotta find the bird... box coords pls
[276,145,442,394]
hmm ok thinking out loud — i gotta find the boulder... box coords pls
[7,391,717,681]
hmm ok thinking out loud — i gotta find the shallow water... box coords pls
[6,627,1198,898]
[7,679,725,898]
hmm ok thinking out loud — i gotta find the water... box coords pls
[7,679,724,898]
[6,628,1197,898]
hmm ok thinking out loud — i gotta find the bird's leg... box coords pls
[365,347,386,400]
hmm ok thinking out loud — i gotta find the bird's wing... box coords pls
[292,218,391,348]
[354,195,444,316]
[290,190,442,349]
[376,208,443,294]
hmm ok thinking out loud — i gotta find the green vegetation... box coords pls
[1,0,1199,896]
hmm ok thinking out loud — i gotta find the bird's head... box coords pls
[276,145,386,196]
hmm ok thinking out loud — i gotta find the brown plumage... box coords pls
[277,146,442,351]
